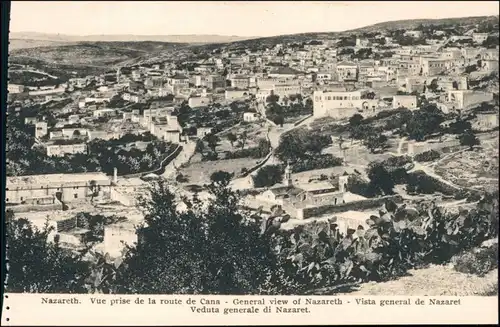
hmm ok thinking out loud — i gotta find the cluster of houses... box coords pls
[6,22,499,260]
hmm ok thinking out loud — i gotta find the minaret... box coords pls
[284,162,292,187]
[116,68,121,84]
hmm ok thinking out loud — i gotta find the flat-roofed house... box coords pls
[6,172,112,205]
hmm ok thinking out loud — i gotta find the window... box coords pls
[6,198,8,202]
[20,197,23,201]
[74,194,78,199]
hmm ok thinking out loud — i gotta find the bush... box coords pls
[291,154,343,173]
[452,243,498,277]
[275,193,499,290]
[414,150,441,162]
[252,165,283,188]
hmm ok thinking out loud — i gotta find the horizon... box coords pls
[9,1,499,38]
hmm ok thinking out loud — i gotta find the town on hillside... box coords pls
[5,9,500,298]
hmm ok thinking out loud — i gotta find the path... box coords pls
[13,69,59,79]
[162,141,196,179]
[408,161,462,190]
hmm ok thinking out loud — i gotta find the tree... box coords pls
[405,104,444,141]
[448,119,472,134]
[204,133,220,153]
[227,132,238,147]
[428,79,439,93]
[266,94,279,104]
[349,113,364,127]
[239,131,248,149]
[210,171,233,185]
[252,165,283,188]
[459,131,480,150]
[6,214,91,293]
[364,133,389,154]
[113,179,282,294]
[272,115,285,127]
[195,139,205,154]
[367,162,395,196]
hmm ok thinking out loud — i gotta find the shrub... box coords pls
[292,154,343,173]
[452,243,498,277]
[274,193,499,291]
[252,165,283,188]
[414,150,441,162]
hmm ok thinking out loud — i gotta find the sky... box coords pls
[9,1,500,37]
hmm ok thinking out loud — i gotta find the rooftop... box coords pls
[7,172,111,187]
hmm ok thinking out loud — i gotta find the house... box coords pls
[25,117,38,125]
[393,95,417,110]
[28,87,66,97]
[335,61,358,82]
[35,122,48,138]
[313,89,380,118]
[255,164,350,219]
[481,60,499,73]
[165,73,189,94]
[404,30,423,38]
[420,58,450,76]
[8,84,25,94]
[229,75,250,89]
[5,172,112,205]
[268,67,303,79]
[272,84,302,99]
[446,90,494,110]
[46,141,87,157]
[197,127,213,138]
[472,33,489,44]
[93,108,117,118]
[225,89,249,101]
[150,115,182,143]
[243,112,261,122]
[472,112,499,132]
[188,96,211,108]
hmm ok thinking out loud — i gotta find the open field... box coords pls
[216,122,269,153]
[180,157,262,185]
[434,133,499,192]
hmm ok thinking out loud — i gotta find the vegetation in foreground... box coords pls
[6,170,499,294]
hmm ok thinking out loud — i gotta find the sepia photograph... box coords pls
[3,0,499,308]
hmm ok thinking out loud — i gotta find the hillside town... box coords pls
[6,16,499,294]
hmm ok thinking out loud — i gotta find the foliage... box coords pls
[252,165,284,188]
[6,115,175,176]
[367,161,396,196]
[413,149,441,162]
[405,104,445,141]
[6,214,91,293]
[452,244,498,277]
[459,131,480,150]
[275,194,499,290]
[113,179,284,294]
[363,133,389,154]
[349,114,364,127]
[447,119,472,135]
[276,129,332,163]
[224,138,270,160]
[204,133,220,153]
[291,154,343,173]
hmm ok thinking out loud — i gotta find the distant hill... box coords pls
[9,32,259,48]
[222,15,499,49]
[348,15,499,33]
[8,41,190,78]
